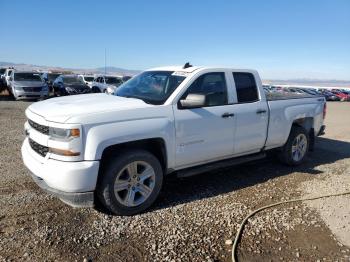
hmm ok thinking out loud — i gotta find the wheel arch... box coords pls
[292,117,314,133]
[99,138,168,173]
[291,117,315,151]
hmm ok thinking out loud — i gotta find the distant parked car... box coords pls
[284,87,305,94]
[3,68,14,87]
[331,89,350,101]
[0,68,7,89]
[341,89,350,96]
[122,75,132,82]
[78,75,95,88]
[91,75,122,94]
[8,71,49,100]
[319,89,340,101]
[269,86,283,92]
[52,75,91,96]
[299,88,320,95]
[262,85,272,93]
[42,72,62,92]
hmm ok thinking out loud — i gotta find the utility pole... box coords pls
[104,48,107,75]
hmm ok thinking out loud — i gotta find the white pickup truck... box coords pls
[22,65,326,215]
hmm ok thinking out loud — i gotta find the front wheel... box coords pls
[92,87,101,93]
[97,150,163,216]
[278,126,309,166]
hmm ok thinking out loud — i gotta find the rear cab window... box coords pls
[232,72,259,103]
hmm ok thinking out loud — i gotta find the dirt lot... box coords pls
[0,94,350,262]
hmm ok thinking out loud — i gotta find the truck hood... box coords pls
[28,94,149,123]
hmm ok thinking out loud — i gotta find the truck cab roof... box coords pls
[146,66,258,75]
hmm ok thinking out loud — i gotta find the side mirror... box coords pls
[179,93,206,109]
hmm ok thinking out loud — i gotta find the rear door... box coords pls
[173,71,235,168]
[230,72,268,154]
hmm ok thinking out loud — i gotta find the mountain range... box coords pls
[0,62,140,76]
[1,61,349,88]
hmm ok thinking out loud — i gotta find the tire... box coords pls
[53,86,61,97]
[97,150,163,216]
[9,87,15,100]
[92,87,101,93]
[278,126,309,166]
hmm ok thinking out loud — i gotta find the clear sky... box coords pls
[1,0,349,80]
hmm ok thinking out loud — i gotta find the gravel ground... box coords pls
[0,94,350,261]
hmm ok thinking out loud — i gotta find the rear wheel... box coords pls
[278,126,309,166]
[97,150,163,216]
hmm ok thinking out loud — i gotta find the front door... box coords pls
[173,72,235,168]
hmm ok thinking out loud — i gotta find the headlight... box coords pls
[49,127,80,140]
[14,85,22,90]
[107,87,115,94]
[48,127,81,157]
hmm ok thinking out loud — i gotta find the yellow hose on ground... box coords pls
[232,191,350,262]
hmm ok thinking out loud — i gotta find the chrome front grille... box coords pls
[28,119,49,135]
[22,87,42,92]
[29,138,49,157]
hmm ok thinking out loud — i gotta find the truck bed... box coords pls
[266,92,323,101]
[265,94,325,150]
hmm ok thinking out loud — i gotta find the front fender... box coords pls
[83,117,175,167]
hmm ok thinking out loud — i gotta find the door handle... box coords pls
[222,112,234,118]
[256,109,267,114]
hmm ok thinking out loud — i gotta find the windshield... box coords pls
[0,69,5,74]
[115,71,186,105]
[105,77,121,85]
[84,76,94,82]
[122,76,132,82]
[63,76,85,85]
[48,74,61,81]
[14,73,42,81]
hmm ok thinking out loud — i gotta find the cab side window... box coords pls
[182,72,228,107]
[233,72,259,103]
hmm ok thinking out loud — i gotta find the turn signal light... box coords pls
[49,147,80,156]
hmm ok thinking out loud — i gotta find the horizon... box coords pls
[1,0,350,80]
[2,61,350,84]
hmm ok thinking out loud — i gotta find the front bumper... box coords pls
[29,172,94,207]
[21,138,99,207]
[14,89,49,100]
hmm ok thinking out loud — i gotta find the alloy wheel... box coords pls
[114,161,156,207]
[291,134,307,161]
